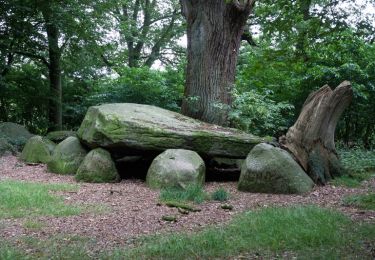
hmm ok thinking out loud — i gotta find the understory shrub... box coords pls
[343,193,375,210]
[332,147,375,187]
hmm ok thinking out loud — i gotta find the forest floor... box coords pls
[0,155,374,258]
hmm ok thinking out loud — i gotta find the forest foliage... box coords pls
[0,0,374,147]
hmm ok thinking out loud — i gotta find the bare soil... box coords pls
[0,155,374,253]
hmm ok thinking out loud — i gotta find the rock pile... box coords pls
[19,103,315,194]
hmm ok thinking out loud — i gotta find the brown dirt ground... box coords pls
[0,155,374,254]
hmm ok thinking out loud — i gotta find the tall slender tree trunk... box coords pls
[47,51,62,131]
[180,0,254,126]
[42,7,62,131]
[0,52,14,121]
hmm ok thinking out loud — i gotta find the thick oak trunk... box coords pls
[280,81,353,184]
[180,0,254,126]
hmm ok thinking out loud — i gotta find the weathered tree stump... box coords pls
[280,81,353,184]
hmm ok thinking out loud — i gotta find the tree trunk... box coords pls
[280,81,353,184]
[180,0,254,126]
[42,7,63,131]
[47,53,62,131]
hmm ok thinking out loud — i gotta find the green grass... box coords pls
[159,184,207,204]
[108,206,375,259]
[1,206,374,259]
[0,180,82,218]
[211,187,229,201]
[21,235,94,260]
[343,193,375,210]
[331,175,363,187]
[0,235,94,260]
[0,241,28,260]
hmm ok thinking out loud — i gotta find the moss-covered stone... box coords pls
[20,136,56,163]
[77,103,265,158]
[75,148,120,183]
[238,143,314,194]
[47,137,87,175]
[146,149,205,189]
[0,138,16,156]
[45,131,76,143]
[0,122,33,151]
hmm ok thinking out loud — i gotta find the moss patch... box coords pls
[21,136,56,163]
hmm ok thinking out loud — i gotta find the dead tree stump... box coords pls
[280,81,353,184]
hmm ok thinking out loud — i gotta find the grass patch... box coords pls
[211,187,229,201]
[343,193,375,210]
[109,206,375,259]
[159,184,207,204]
[331,175,363,188]
[0,235,95,260]
[23,219,45,230]
[0,180,81,218]
[1,206,374,259]
[20,235,94,260]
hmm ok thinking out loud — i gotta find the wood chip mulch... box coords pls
[0,155,374,253]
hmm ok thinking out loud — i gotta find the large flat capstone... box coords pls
[77,103,265,158]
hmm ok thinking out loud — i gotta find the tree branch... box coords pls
[241,31,257,46]
[60,36,71,52]
[144,9,179,67]
[100,54,123,77]
[1,52,14,77]
[134,0,152,57]
[149,13,179,25]
[14,51,50,68]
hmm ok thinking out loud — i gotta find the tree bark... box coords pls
[280,81,353,184]
[180,0,254,126]
[42,7,63,131]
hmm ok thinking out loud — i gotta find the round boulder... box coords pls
[238,143,314,194]
[47,137,87,174]
[146,149,205,189]
[21,136,56,163]
[75,148,120,183]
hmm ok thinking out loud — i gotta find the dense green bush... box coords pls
[0,64,50,134]
[236,28,375,146]
[229,89,294,136]
[87,67,184,111]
